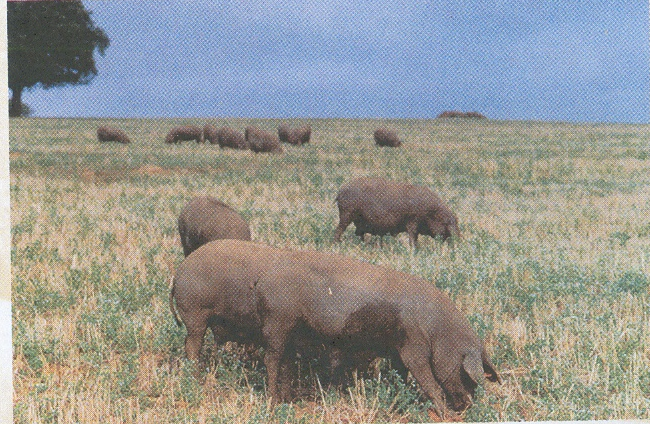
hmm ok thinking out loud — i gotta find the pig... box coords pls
[217,126,248,150]
[165,125,205,144]
[203,124,219,144]
[177,196,251,257]
[288,125,311,145]
[374,127,401,147]
[97,126,131,144]
[245,126,283,153]
[334,177,460,247]
[279,124,311,145]
[277,124,291,143]
[169,239,500,416]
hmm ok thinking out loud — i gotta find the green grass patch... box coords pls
[11,117,650,422]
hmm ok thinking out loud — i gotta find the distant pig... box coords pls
[245,126,283,153]
[170,239,500,415]
[334,177,460,247]
[279,124,311,146]
[288,125,311,145]
[217,126,248,150]
[203,124,219,144]
[165,126,205,144]
[177,196,251,257]
[277,124,291,143]
[97,126,131,144]
[373,127,401,147]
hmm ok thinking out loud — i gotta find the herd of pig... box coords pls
[98,123,501,418]
[96,124,403,149]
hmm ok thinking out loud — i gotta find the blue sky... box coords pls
[20,1,650,123]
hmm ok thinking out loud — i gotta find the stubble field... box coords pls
[10,117,650,422]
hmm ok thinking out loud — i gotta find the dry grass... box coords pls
[10,117,650,422]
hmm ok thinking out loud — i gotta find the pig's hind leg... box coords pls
[182,310,211,364]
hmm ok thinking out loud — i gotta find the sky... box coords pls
[19,1,650,123]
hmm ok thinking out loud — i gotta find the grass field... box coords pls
[10,117,650,422]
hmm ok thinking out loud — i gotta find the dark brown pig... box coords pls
[373,127,401,147]
[169,239,500,415]
[165,125,205,144]
[177,196,251,257]
[203,124,219,144]
[217,126,248,150]
[277,123,291,143]
[288,125,311,145]
[245,126,283,153]
[279,124,311,145]
[97,126,131,144]
[334,177,460,247]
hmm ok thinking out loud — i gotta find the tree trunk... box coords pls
[9,86,23,117]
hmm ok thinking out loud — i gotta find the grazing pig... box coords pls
[245,126,283,153]
[165,125,205,144]
[374,127,401,147]
[170,239,500,415]
[217,126,248,150]
[97,126,131,144]
[203,124,219,144]
[277,123,291,143]
[288,125,311,145]
[334,177,460,247]
[177,196,251,257]
[279,124,311,145]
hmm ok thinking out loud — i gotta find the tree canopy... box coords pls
[8,1,110,117]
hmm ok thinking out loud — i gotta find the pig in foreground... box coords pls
[165,125,205,144]
[374,127,401,147]
[170,239,500,415]
[335,177,460,247]
[97,126,131,144]
[245,126,283,153]
[177,196,251,257]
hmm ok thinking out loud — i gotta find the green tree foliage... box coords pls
[8,1,110,117]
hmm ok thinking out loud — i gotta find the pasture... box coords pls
[10,117,650,422]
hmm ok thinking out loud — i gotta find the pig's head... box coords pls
[426,209,461,243]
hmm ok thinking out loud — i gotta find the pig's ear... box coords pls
[462,349,485,385]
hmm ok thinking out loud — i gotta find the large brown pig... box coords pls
[177,197,251,257]
[165,125,205,144]
[334,177,460,247]
[170,239,500,415]
[245,126,283,153]
[97,126,131,144]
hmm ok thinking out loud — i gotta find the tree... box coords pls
[8,1,110,117]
